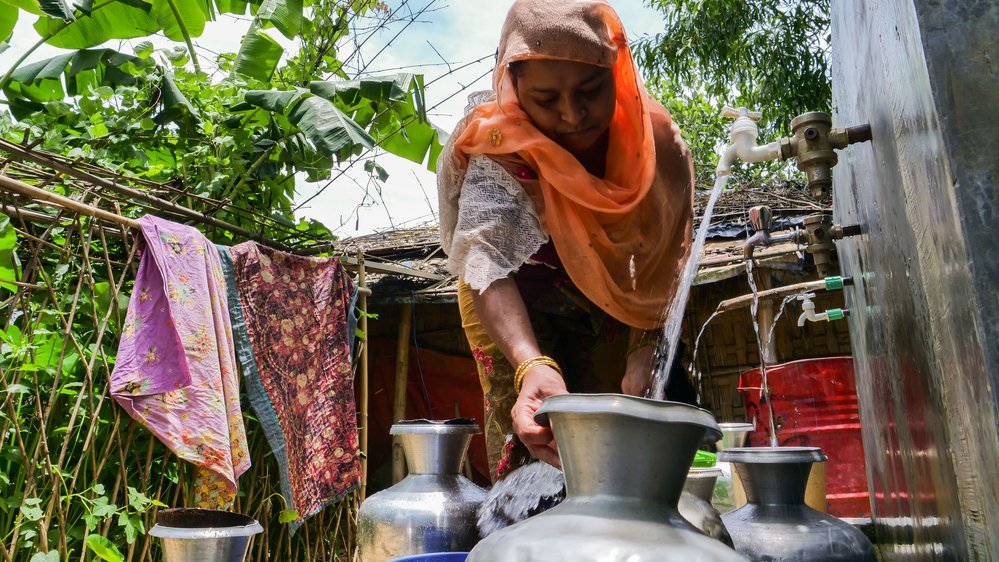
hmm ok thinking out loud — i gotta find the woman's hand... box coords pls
[621,345,655,396]
[511,364,568,467]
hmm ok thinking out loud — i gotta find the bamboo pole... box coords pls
[715,279,828,312]
[0,139,300,252]
[357,251,370,501]
[0,174,140,230]
[392,302,413,484]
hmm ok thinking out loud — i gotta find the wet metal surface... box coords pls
[831,0,999,559]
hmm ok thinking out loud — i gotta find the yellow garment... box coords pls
[437,0,694,329]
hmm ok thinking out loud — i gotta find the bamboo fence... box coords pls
[0,144,388,561]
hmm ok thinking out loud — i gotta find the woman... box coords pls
[437,0,695,480]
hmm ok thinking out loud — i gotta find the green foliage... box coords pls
[636,0,830,180]
[0,216,18,291]
[86,535,125,562]
[0,1,432,559]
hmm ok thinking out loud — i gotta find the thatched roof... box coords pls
[335,181,829,303]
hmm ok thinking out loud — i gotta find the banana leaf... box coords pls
[0,0,43,15]
[255,0,300,39]
[244,88,374,158]
[34,0,158,49]
[308,72,413,108]
[39,0,74,20]
[3,48,147,107]
[151,0,207,42]
[0,3,18,43]
[153,71,200,129]
[232,25,282,82]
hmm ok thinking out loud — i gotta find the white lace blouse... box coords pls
[446,155,550,292]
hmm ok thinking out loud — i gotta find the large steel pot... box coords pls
[358,419,486,562]
[149,508,262,562]
[467,394,747,562]
[720,447,876,561]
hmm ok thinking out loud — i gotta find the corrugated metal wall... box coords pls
[832,1,999,559]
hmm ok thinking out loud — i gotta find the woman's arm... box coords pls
[620,328,659,396]
[471,277,566,467]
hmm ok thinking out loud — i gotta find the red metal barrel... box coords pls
[739,356,871,517]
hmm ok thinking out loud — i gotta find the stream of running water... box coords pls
[648,174,729,401]
[745,259,779,447]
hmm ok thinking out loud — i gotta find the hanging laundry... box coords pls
[216,245,296,518]
[112,215,249,508]
[227,241,361,526]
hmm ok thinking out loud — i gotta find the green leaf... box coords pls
[152,0,206,42]
[245,89,374,158]
[87,122,109,137]
[116,511,144,543]
[86,535,124,562]
[363,159,388,182]
[233,26,282,82]
[0,215,16,291]
[133,40,153,58]
[125,486,151,511]
[38,0,74,20]
[4,52,74,102]
[20,502,44,521]
[153,71,199,129]
[0,4,17,42]
[309,73,413,107]
[5,383,30,394]
[278,509,298,523]
[256,0,299,39]
[0,0,43,16]
[35,0,158,49]
[29,551,59,562]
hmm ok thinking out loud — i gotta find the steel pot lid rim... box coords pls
[534,394,721,441]
[149,521,263,539]
[717,422,756,432]
[390,419,481,435]
[718,446,827,464]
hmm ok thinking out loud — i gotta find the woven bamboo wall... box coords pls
[686,269,853,423]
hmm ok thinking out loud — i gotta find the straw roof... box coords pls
[335,180,830,303]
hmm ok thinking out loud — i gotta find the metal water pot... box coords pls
[720,447,876,561]
[713,422,755,513]
[357,419,487,562]
[467,394,748,562]
[149,508,262,562]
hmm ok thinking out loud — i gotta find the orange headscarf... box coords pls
[437,0,693,330]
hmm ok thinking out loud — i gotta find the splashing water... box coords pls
[687,310,722,405]
[648,174,729,401]
[745,260,779,447]
[766,293,805,350]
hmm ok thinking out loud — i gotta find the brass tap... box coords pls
[802,213,864,277]
[778,112,873,197]
[744,205,863,276]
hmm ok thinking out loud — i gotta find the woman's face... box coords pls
[513,59,616,155]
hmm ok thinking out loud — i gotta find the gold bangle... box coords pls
[514,355,562,394]
[627,341,657,358]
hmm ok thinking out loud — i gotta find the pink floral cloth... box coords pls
[112,215,249,507]
[229,242,360,523]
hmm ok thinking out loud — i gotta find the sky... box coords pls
[1,1,667,238]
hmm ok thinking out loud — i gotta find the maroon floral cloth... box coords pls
[229,242,360,522]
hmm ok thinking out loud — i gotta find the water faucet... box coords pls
[796,293,848,327]
[716,107,783,176]
[715,107,872,197]
[744,205,807,260]
[744,206,863,274]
